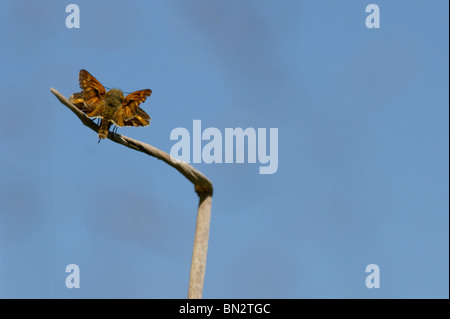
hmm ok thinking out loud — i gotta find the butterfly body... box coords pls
[70,70,152,140]
[97,89,125,138]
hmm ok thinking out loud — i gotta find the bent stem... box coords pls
[51,88,213,299]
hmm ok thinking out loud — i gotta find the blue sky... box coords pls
[0,1,448,298]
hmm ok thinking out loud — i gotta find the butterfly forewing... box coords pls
[122,89,152,118]
[79,69,107,117]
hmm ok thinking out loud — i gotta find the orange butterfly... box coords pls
[70,69,152,140]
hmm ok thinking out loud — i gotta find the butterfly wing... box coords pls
[79,69,107,118]
[113,105,150,127]
[111,89,151,127]
[122,89,152,119]
[69,92,88,112]
[124,106,151,127]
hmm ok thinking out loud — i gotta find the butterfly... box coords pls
[70,69,152,140]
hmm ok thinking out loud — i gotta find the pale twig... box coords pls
[51,88,213,298]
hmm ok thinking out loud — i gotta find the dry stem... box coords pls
[51,88,213,298]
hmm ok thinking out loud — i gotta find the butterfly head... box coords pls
[105,88,125,108]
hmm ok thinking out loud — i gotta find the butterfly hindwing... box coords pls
[112,105,150,127]
[69,92,87,112]
[124,106,151,127]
